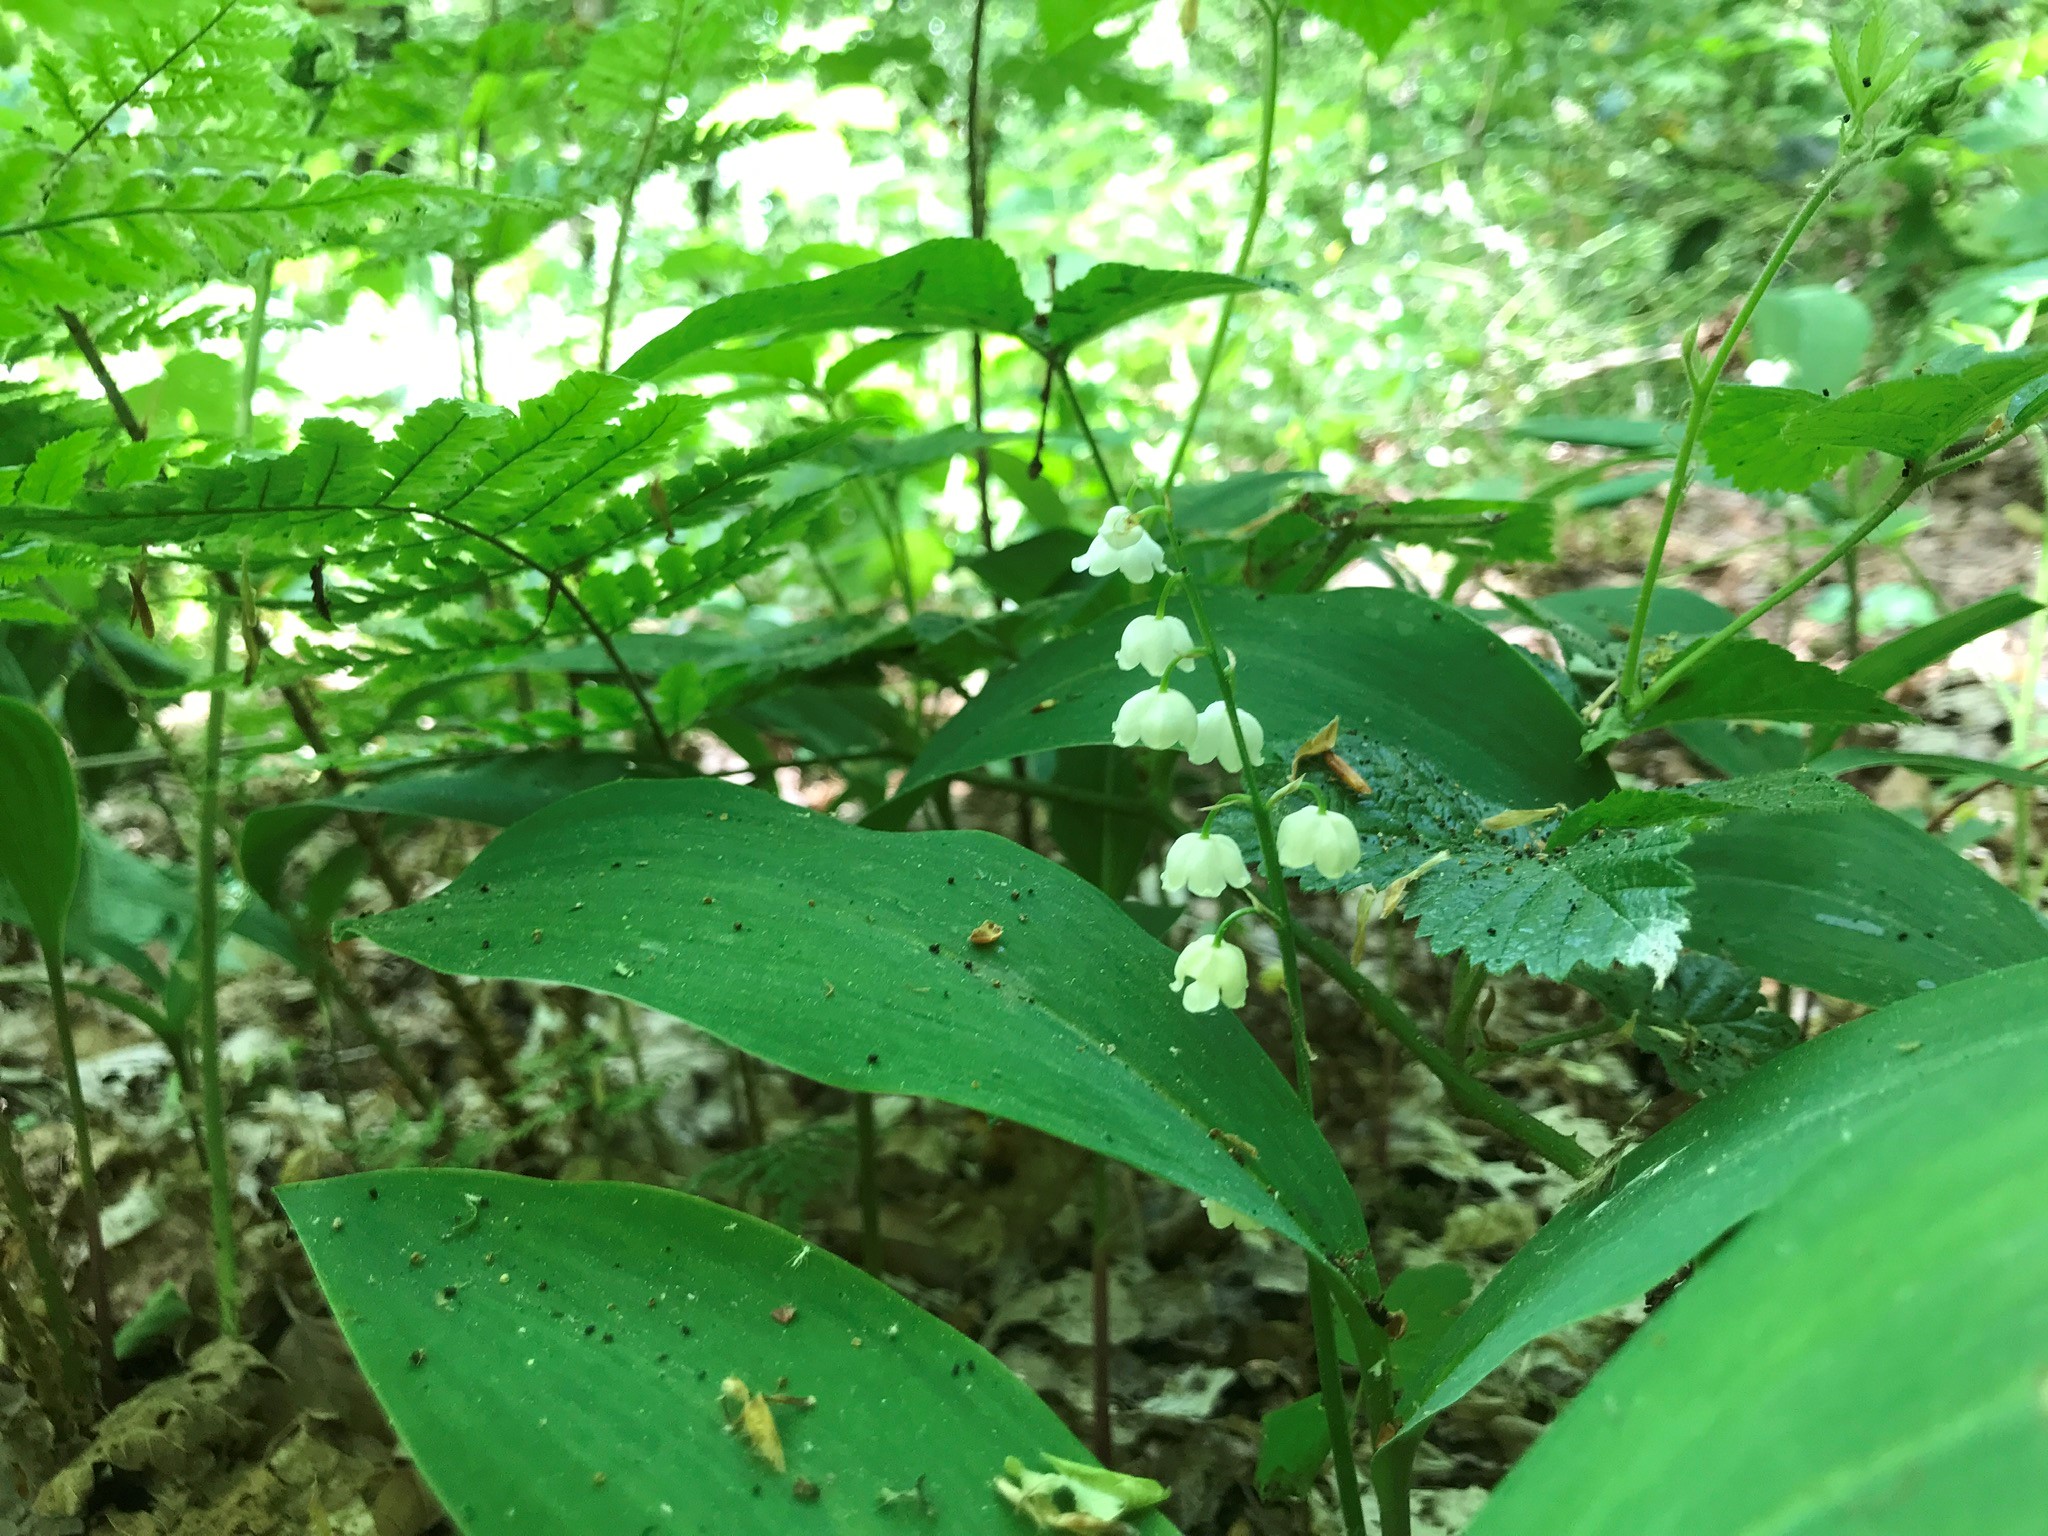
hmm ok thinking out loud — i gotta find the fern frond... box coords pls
[26,0,305,164]
[0,157,500,332]
[1,375,844,634]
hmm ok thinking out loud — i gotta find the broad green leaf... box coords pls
[959,530,1093,604]
[240,752,665,905]
[1683,802,2048,1005]
[1042,745,1154,898]
[1626,637,1913,738]
[1749,283,1872,394]
[282,1170,1175,1536]
[618,240,1034,383]
[901,589,1612,812]
[1570,952,1800,1093]
[1394,956,2048,1449]
[1173,471,1327,536]
[344,780,1369,1263]
[1466,1027,2048,1536]
[1042,262,1285,355]
[0,696,82,952]
[1781,348,2048,463]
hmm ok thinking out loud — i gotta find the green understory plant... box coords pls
[3,3,2047,1535]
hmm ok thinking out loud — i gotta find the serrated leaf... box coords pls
[343,779,1371,1266]
[1043,262,1287,355]
[1630,637,1914,737]
[1255,734,1694,981]
[1571,952,1800,1093]
[1703,350,2048,493]
[618,239,1035,383]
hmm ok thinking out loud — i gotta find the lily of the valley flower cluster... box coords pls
[1071,504,1368,1019]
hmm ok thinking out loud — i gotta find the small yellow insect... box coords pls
[720,1376,785,1472]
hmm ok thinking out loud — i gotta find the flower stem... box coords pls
[1618,153,1858,706]
[1146,15,1382,1528]
[195,591,240,1336]
[1294,930,1594,1176]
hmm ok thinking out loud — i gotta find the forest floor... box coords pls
[2,445,2041,1536]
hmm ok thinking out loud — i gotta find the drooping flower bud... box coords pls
[1161,830,1253,899]
[1115,614,1196,677]
[1276,805,1363,879]
[1111,686,1199,752]
[1187,701,1265,772]
[1171,933,1249,1013]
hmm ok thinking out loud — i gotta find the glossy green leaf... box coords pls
[1466,1024,2048,1536]
[1683,801,2048,1005]
[1622,637,1912,743]
[240,752,665,906]
[901,589,1612,811]
[283,1170,1175,1536]
[1395,956,2048,1449]
[0,695,82,952]
[344,779,1368,1263]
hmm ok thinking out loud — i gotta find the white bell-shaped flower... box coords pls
[1161,830,1253,898]
[1111,686,1199,752]
[1276,805,1363,879]
[1187,701,1265,771]
[1094,504,1145,549]
[1201,1198,1267,1234]
[1115,614,1196,676]
[1171,933,1249,1013]
[1071,527,1167,583]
